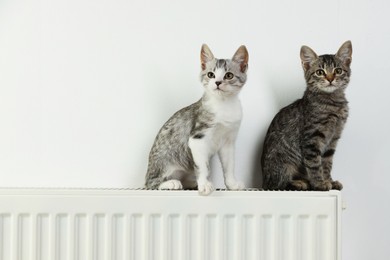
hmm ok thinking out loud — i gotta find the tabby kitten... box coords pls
[145,44,249,195]
[261,41,352,191]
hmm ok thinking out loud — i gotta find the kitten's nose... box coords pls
[326,74,335,83]
[215,81,222,86]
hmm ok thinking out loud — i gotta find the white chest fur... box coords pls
[202,95,242,153]
[204,95,242,125]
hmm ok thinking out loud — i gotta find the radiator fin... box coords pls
[186,214,199,260]
[74,214,87,260]
[130,214,143,260]
[279,215,293,260]
[37,214,49,260]
[0,214,11,260]
[112,214,125,260]
[241,215,255,260]
[92,214,105,260]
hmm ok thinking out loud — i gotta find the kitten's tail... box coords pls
[262,167,291,190]
[144,169,163,190]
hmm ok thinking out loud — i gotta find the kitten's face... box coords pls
[300,41,352,93]
[200,45,248,98]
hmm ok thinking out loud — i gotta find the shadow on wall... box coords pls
[251,132,266,189]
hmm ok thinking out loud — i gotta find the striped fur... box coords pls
[261,41,352,191]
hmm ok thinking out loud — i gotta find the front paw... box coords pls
[311,180,332,191]
[288,180,309,191]
[198,181,214,196]
[158,180,183,190]
[331,180,343,190]
[225,180,245,190]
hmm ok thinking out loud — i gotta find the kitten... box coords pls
[145,44,249,195]
[261,41,352,191]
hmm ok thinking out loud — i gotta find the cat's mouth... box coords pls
[325,82,337,87]
[321,84,338,93]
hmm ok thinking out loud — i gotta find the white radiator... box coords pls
[0,189,343,260]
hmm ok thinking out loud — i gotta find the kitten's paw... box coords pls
[158,180,183,190]
[311,180,332,191]
[198,181,214,196]
[226,180,245,190]
[288,180,309,191]
[331,180,343,190]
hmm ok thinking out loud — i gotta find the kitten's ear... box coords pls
[300,45,318,71]
[336,40,352,67]
[232,45,249,73]
[201,44,214,70]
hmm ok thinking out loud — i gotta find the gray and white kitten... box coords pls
[145,44,249,195]
[261,41,352,191]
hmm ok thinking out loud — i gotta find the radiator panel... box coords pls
[0,189,342,260]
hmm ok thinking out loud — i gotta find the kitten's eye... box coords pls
[316,69,325,76]
[207,72,215,78]
[224,72,234,80]
[335,68,343,75]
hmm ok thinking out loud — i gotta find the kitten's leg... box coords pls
[322,138,343,190]
[218,142,245,190]
[188,138,214,195]
[302,136,332,191]
[158,167,184,190]
[286,164,309,191]
[263,162,308,191]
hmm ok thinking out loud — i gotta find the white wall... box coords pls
[0,0,389,259]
